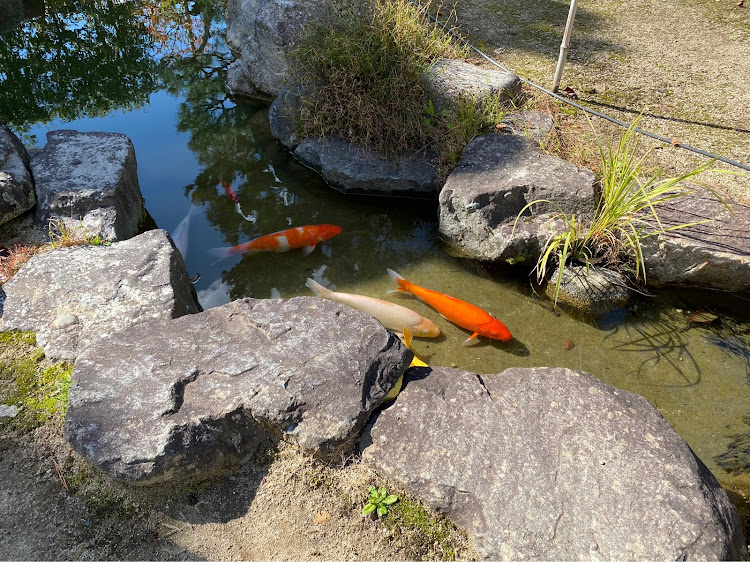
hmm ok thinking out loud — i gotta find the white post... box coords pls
[552,0,579,93]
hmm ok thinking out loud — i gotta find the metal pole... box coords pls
[552,0,579,93]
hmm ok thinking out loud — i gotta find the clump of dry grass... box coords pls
[291,0,509,177]
[0,244,42,284]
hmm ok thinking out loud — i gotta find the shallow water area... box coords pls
[2,0,749,514]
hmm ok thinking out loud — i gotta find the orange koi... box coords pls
[220,180,239,203]
[387,268,512,345]
[210,224,341,261]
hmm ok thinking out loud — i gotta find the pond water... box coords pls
[2,0,749,502]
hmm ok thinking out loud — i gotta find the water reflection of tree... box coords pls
[0,0,158,135]
[0,0,227,137]
[600,308,702,387]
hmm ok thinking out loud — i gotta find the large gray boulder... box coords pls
[65,297,411,484]
[438,134,596,264]
[0,229,200,361]
[641,192,750,290]
[361,366,746,560]
[0,124,35,226]
[294,137,440,196]
[32,130,143,241]
[225,0,325,98]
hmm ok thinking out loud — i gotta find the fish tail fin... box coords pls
[305,278,332,299]
[386,268,409,292]
[208,246,234,264]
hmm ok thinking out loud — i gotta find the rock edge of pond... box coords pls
[0,124,747,558]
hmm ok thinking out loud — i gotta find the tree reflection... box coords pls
[0,0,226,136]
[0,0,158,134]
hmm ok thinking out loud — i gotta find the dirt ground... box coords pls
[0,419,476,561]
[456,0,750,201]
[2,0,750,560]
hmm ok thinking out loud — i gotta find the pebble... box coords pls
[51,313,79,329]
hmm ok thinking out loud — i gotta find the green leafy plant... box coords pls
[362,485,398,517]
[515,115,729,303]
[48,218,109,248]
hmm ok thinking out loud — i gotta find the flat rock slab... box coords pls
[32,130,143,241]
[438,134,596,263]
[294,137,439,196]
[0,229,200,361]
[642,192,750,290]
[65,297,411,484]
[361,366,745,560]
[0,124,35,226]
[424,59,521,111]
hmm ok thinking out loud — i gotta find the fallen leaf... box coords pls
[689,310,719,323]
[314,511,331,524]
[564,340,575,351]
[561,86,578,99]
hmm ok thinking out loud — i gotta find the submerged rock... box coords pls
[0,229,200,361]
[438,133,596,264]
[32,130,143,242]
[0,124,35,226]
[65,297,411,484]
[361,366,746,560]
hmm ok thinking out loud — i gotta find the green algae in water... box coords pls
[0,330,72,430]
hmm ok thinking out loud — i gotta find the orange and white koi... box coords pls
[387,268,512,345]
[305,278,440,338]
[210,224,342,261]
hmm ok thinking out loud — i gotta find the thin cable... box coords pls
[422,6,750,172]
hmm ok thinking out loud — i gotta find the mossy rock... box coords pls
[546,264,631,314]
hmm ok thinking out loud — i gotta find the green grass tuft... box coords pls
[381,495,467,560]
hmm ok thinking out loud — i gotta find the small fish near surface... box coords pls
[210,224,342,261]
[220,179,239,203]
[305,278,440,338]
[387,268,512,345]
[170,204,199,258]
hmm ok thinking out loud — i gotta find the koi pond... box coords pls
[2,0,749,507]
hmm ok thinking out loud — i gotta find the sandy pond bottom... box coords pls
[281,252,750,495]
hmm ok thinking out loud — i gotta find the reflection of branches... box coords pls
[703,332,750,386]
[715,415,750,476]
[139,0,222,60]
[0,0,158,133]
[600,312,702,387]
